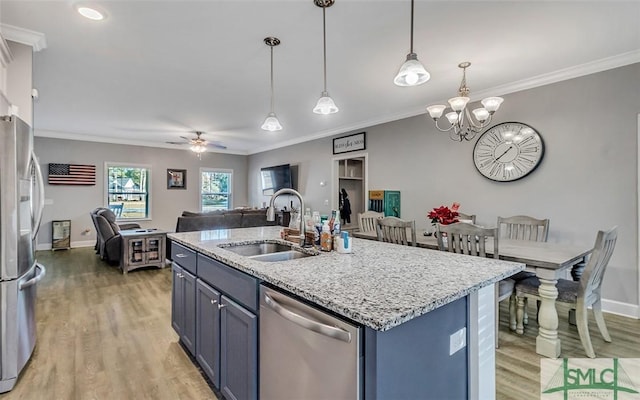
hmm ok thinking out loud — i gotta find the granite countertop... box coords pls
[168,226,525,331]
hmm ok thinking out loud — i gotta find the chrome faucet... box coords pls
[266,188,305,246]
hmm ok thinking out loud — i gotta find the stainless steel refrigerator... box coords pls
[0,115,46,393]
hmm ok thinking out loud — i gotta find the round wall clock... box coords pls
[472,122,544,182]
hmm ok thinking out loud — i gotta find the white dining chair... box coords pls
[357,211,383,233]
[436,222,513,348]
[514,227,618,358]
[376,217,416,246]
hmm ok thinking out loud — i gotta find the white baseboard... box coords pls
[36,240,95,251]
[602,299,640,319]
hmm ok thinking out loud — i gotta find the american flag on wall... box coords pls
[48,164,96,185]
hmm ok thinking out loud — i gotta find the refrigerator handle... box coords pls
[31,151,45,240]
[263,292,352,343]
[19,263,46,290]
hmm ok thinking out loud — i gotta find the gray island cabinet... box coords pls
[168,226,524,400]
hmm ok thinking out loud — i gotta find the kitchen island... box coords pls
[168,226,524,400]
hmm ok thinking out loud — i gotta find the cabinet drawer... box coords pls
[171,242,197,274]
[198,254,258,312]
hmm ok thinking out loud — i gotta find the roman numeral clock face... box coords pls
[473,122,544,182]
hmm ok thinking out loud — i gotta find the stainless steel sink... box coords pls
[222,242,293,257]
[220,242,317,262]
[249,250,314,262]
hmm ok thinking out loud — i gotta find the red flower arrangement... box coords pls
[428,202,460,225]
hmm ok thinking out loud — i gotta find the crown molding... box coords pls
[0,24,47,52]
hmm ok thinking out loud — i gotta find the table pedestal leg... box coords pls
[536,277,561,358]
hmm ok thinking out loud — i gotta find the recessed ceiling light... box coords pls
[77,6,105,21]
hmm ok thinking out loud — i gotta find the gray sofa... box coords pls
[175,209,276,232]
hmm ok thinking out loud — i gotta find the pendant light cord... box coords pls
[322,5,327,92]
[410,0,414,53]
[270,45,275,113]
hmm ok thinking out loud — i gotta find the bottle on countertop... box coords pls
[320,220,333,251]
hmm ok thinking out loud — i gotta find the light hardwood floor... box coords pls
[1,248,216,400]
[1,247,638,399]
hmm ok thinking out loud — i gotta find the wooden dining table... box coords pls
[352,229,592,358]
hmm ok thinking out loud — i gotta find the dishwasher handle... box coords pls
[263,293,352,343]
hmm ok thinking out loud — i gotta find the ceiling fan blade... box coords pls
[179,136,191,141]
[166,141,187,145]
[207,142,227,150]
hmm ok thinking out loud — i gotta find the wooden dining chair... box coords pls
[436,222,513,348]
[514,227,618,358]
[375,216,416,246]
[457,212,476,224]
[497,215,549,242]
[357,211,384,233]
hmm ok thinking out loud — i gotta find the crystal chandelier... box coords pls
[393,0,430,87]
[313,0,338,115]
[261,37,283,131]
[426,62,504,141]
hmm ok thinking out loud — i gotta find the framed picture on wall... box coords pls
[167,169,187,189]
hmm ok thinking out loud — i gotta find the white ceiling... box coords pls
[1,1,639,155]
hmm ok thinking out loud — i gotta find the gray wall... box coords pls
[34,138,248,248]
[249,63,640,308]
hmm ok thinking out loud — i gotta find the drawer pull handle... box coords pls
[218,303,226,310]
[176,273,183,278]
[175,254,188,258]
[211,299,218,305]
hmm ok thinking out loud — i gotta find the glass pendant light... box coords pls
[313,0,339,114]
[394,0,430,86]
[261,37,283,131]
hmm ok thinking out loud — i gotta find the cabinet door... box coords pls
[220,295,257,400]
[128,238,145,266]
[181,269,197,355]
[145,236,162,263]
[196,280,221,388]
[171,263,184,336]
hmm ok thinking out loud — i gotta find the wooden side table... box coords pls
[120,229,167,274]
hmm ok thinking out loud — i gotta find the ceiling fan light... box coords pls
[261,112,283,131]
[313,92,339,115]
[481,96,504,113]
[394,54,430,87]
[426,104,446,119]
[190,144,206,153]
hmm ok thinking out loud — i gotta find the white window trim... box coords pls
[200,168,233,212]
[104,161,152,221]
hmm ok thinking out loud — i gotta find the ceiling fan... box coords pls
[166,131,227,156]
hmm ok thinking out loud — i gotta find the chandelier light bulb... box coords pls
[448,96,470,112]
[471,108,490,122]
[426,104,446,119]
[481,96,504,113]
[445,112,459,125]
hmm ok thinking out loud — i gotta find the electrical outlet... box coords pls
[449,327,466,355]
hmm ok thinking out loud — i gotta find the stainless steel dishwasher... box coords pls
[259,285,362,400]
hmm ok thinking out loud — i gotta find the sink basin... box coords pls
[222,242,293,257]
[249,250,315,262]
[220,241,318,262]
